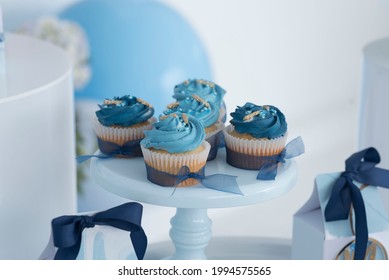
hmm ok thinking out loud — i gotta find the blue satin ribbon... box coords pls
[145,164,243,195]
[256,136,305,180]
[176,165,243,195]
[52,202,147,260]
[324,147,389,260]
[76,138,142,163]
[76,153,112,163]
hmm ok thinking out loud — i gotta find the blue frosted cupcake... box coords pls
[223,102,288,169]
[164,94,224,160]
[94,95,156,157]
[140,113,210,187]
[173,79,226,123]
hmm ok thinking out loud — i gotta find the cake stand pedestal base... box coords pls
[169,208,212,260]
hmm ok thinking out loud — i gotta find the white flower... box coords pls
[17,16,91,90]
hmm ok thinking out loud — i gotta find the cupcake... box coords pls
[94,95,156,157]
[173,78,227,123]
[140,113,210,187]
[223,102,288,170]
[163,94,224,161]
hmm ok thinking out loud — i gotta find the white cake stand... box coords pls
[90,148,297,259]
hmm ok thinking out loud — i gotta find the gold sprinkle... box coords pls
[160,113,178,120]
[263,105,270,110]
[197,79,215,88]
[182,113,189,124]
[137,97,152,108]
[103,99,122,105]
[167,102,180,109]
[191,94,210,108]
[183,80,190,85]
[243,111,260,121]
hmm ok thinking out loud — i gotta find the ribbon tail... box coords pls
[356,166,389,188]
[170,186,178,196]
[130,228,148,260]
[350,185,368,260]
[284,136,305,159]
[257,162,278,180]
[76,154,110,164]
[54,238,82,260]
[51,216,85,260]
[324,177,351,221]
[201,174,243,195]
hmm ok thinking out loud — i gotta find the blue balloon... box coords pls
[60,0,213,115]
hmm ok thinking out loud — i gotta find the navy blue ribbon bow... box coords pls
[52,202,147,260]
[76,138,142,163]
[324,147,389,260]
[257,136,305,180]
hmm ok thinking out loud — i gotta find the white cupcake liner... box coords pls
[93,116,156,145]
[223,124,287,156]
[141,141,210,174]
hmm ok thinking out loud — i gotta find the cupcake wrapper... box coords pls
[205,122,225,161]
[144,164,206,187]
[97,137,143,158]
[94,117,156,146]
[225,147,278,170]
[223,125,287,156]
[141,141,211,187]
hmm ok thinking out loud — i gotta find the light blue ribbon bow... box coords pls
[175,165,243,195]
[257,136,305,180]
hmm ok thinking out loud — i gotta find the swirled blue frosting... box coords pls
[141,113,205,153]
[173,79,226,108]
[163,95,219,128]
[96,95,154,127]
[230,102,287,139]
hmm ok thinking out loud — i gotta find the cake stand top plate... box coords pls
[90,148,297,209]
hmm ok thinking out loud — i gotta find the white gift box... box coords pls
[40,211,142,260]
[292,172,389,260]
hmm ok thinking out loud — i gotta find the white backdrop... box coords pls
[2,0,389,248]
